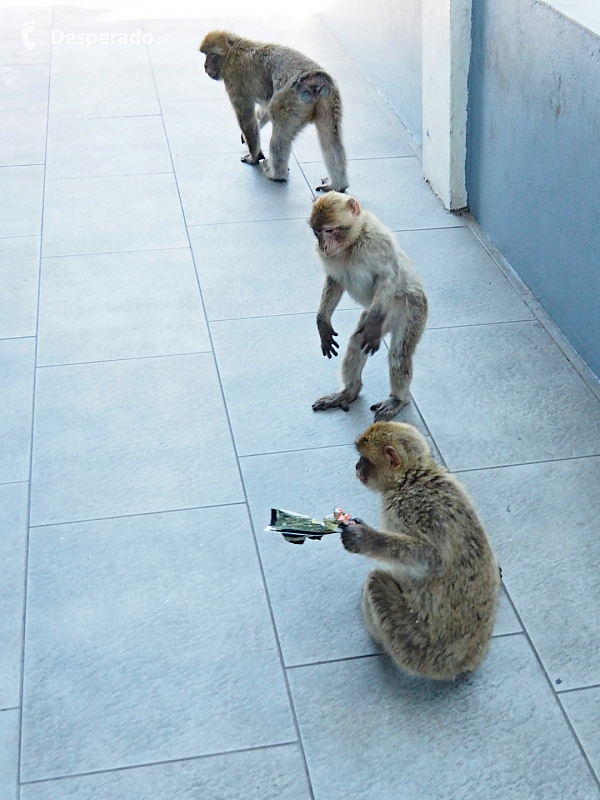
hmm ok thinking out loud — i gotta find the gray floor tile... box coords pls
[241,445,401,666]
[560,687,600,778]
[189,218,356,321]
[21,506,295,780]
[0,165,44,238]
[30,353,243,525]
[0,709,19,800]
[300,156,465,230]
[0,65,49,110]
[46,115,172,179]
[0,25,51,67]
[0,107,47,166]
[319,60,380,105]
[399,227,534,328]
[211,310,424,456]
[0,5,52,28]
[411,321,600,471]
[288,636,600,800]
[494,588,522,636]
[0,482,28,709]
[51,34,151,73]
[460,457,600,691]
[293,96,413,162]
[0,237,39,339]
[175,154,313,225]
[161,99,241,156]
[52,9,142,31]
[49,70,159,119]
[0,338,35,484]
[42,173,188,257]
[37,249,210,365]
[21,744,312,800]
[152,66,226,102]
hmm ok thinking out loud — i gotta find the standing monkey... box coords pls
[310,193,427,421]
[199,31,348,192]
[342,422,500,680]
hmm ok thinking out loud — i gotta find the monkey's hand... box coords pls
[357,313,383,355]
[341,519,370,554]
[241,151,265,165]
[317,318,339,358]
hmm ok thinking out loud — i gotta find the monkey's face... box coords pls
[203,52,225,80]
[355,455,373,486]
[312,225,350,257]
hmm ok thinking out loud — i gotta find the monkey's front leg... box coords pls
[341,521,442,575]
[313,310,368,413]
[235,109,265,165]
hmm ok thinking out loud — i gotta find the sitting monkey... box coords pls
[199,31,348,192]
[342,422,500,680]
[310,193,427,421]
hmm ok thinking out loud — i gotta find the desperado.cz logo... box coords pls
[21,21,36,50]
[20,21,167,49]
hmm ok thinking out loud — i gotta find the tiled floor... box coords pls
[2,7,600,800]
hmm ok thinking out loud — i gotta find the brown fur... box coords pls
[310,193,428,421]
[199,30,348,191]
[343,422,500,680]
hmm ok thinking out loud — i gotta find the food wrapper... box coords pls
[266,507,352,545]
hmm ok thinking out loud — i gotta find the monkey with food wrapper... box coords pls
[266,507,353,545]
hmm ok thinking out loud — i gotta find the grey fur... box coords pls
[310,193,428,421]
[344,422,500,680]
[200,31,348,192]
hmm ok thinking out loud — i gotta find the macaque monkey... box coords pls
[310,193,427,421]
[199,30,348,192]
[342,422,500,680]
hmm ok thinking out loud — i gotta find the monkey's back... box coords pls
[383,471,500,677]
[223,38,330,103]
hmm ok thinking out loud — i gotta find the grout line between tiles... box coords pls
[29,501,247,529]
[0,162,45,168]
[45,170,173,181]
[557,683,600,696]
[0,336,36,342]
[286,652,382,671]
[453,452,600,475]
[148,52,317,800]
[0,706,20,712]
[16,32,52,798]
[19,740,300,786]
[41,244,191,259]
[36,350,214,369]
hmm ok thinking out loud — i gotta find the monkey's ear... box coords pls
[346,197,361,216]
[383,445,402,470]
[225,33,238,48]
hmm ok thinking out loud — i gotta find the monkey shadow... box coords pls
[373,653,479,703]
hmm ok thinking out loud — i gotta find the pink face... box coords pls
[203,52,224,80]
[313,226,349,257]
[355,455,372,485]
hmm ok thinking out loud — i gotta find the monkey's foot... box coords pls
[316,178,347,193]
[370,395,409,421]
[241,151,265,165]
[261,159,289,181]
[312,389,358,413]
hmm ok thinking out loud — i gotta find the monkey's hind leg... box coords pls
[314,96,348,193]
[371,297,427,422]
[362,569,432,677]
[313,312,368,412]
